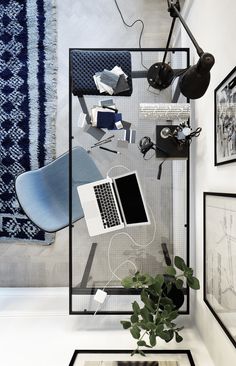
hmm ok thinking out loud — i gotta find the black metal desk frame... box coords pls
[69,48,190,315]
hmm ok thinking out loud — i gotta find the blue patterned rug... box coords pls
[0,0,57,244]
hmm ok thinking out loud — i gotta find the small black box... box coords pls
[156,125,189,159]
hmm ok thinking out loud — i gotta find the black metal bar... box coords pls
[161,243,172,266]
[131,70,148,78]
[162,17,176,65]
[78,96,91,124]
[79,243,97,288]
[69,49,73,315]
[172,4,203,56]
[72,287,141,295]
[186,47,190,315]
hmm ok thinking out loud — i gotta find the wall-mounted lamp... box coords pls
[147,0,215,99]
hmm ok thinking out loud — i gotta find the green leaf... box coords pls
[175,332,183,343]
[131,314,139,323]
[132,301,140,314]
[120,320,131,329]
[156,324,164,334]
[131,350,137,356]
[141,290,155,312]
[139,321,149,330]
[175,279,184,289]
[140,307,150,321]
[149,331,156,346]
[174,256,186,271]
[187,276,200,290]
[137,340,151,348]
[165,265,176,276]
[155,274,164,288]
[159,331,171,341]
[160,297,173,306]
[168,310,179,321]
[184,268,193,277]
[146,321,156,331]
[121,276,134,288]
[130,325,141,339]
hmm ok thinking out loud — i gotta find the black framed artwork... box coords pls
[68,350,196,366]
[204,192,236,347]
[214,66,236,166]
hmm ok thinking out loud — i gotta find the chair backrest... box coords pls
[71,50,133,96]
[15,147,103,232]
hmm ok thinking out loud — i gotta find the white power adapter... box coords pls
[94,289,107,304]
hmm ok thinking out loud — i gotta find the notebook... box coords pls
[77,171,150,236]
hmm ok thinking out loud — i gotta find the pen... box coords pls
[99,146,120,154]
[91,139,113,148]
[93,135,115,146]
[102,106,118,113]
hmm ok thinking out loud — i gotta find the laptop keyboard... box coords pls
[94,183,121,229]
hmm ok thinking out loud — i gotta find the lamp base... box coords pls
[147,62,174,90]
[156,125,189,159]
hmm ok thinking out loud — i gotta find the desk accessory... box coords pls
[147,0,215,99]
[99,146,120,154]
[139,103,190,121]
[93,135,115,146]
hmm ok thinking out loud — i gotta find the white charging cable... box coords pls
[107,203,156,281]
[93,259,137,315]
[106,164,130,178]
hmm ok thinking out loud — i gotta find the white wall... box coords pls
[180,1,236,365]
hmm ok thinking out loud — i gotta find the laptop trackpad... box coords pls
[83,201,98,219]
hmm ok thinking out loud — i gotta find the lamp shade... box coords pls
[179,52,215,99]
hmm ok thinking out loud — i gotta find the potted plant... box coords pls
[120,256,200,356]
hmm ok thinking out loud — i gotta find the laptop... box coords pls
[77,171,150,236]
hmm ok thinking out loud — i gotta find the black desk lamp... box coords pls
[147,0,215,99]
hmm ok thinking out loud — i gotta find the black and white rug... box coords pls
[0,0,57,244]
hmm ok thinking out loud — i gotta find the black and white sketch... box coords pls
[204,192,236,347]
[215,66,236,165]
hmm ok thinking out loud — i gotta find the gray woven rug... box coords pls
[0,0,57,244]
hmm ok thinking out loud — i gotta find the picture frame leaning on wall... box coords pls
[68,350,196,366]
[203,192,236,347]
[214,66,236,166]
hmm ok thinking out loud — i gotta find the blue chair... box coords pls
[15,146,103,232]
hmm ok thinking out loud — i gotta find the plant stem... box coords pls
[135,330,148,353]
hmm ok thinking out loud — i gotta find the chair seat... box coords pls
[71,50,133,96]
[15,147,103,232]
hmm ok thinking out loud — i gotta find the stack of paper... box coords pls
[93,66,129,95]
[90,104,123,130]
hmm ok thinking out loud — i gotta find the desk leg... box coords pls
[78,242,97,288]
[161,242,172,266]
[78,96,91,124]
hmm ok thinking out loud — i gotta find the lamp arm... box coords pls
[162,17,177,66]
[171,3,204,56]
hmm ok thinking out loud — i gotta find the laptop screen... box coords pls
[114,172,149,225]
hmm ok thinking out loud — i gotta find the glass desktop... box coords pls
[69,48,189,314]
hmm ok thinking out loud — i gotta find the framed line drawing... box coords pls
[214,66,236,166]
[204,192,236,347]
[69,350,196,366]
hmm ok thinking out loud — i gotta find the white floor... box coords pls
[0,288,215,366]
